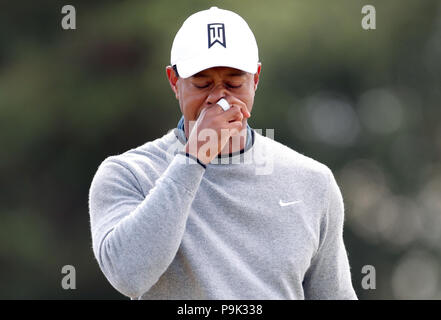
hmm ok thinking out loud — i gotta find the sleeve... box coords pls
[302,169,358,300]
[88,153,205,298]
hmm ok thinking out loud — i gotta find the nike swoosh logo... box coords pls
[279,199,302,207]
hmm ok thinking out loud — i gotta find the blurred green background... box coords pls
[1,0,440,299]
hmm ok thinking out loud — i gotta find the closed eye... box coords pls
[193,83,210,89]
[192,82,242,89]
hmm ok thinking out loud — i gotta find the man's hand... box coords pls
[185,98,251,165]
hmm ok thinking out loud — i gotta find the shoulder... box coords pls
[101,129,178,171]
[90,129,179,191]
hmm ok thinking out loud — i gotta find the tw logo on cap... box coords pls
[207,23,226,48]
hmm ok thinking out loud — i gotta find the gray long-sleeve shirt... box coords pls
[88,125,357,299]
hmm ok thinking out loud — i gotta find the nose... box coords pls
[206,83,228,106]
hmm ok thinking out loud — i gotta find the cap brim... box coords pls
[176,52,258,78]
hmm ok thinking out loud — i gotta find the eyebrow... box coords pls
[191,73,210,78]
[192,70,247,78]
[226,71,246,77]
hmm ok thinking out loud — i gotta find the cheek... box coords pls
[238,86,255,112]
[247,95,254,113]
[180,89,206,119]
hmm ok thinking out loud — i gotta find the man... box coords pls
[88,7,357,300]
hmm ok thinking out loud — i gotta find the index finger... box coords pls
[218,98,250,118]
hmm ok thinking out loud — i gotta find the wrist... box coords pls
[185,143,210,165]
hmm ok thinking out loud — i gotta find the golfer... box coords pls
[88,7,357,300]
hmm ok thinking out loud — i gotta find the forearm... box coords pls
[90,153,205,298]
[303,169,357,300]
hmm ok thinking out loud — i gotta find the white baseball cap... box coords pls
[170,7,259,78]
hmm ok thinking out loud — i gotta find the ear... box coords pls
[253,63,262,91]
[166,66,179,99]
